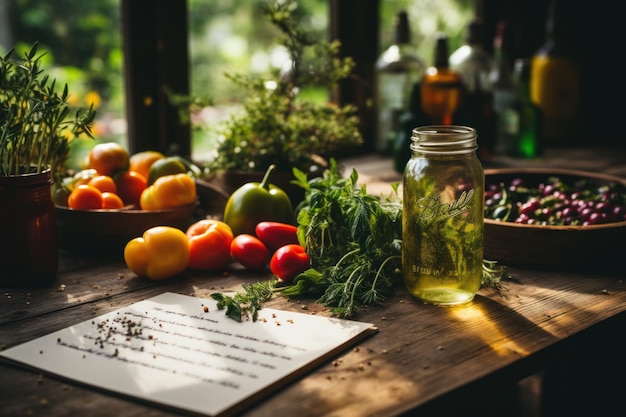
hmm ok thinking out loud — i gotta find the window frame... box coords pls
[121,0,191,157]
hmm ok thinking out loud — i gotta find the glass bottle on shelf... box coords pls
[420,33,462,125]
[530,0,581,145]
[375,10,426,153]
[489,21,518,156]
[450,19,496,161]
[512,59,543,158]
[392,81,430,173]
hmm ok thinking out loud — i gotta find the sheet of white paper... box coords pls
[0,292,376,416]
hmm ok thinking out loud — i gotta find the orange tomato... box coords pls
[129,150,165,179]
[87,175,117,194]
[116,170,147,207]
[87,142,130,176]
[101,192,124,209]
[186,219,234,270]
[68,185,103,210]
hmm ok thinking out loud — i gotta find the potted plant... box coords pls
[201,1,363,204]
[0,42,96,287]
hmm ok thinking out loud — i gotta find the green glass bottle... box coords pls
[402,125,484,305]
[512,59,543,158]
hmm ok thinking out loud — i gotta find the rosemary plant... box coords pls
[0,43,96,178]
[205,1,363,174]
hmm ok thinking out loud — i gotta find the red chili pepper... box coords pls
[269,244,310,283]
[255,221,298,251]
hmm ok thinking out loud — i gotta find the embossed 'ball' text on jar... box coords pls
[402,125,484,305]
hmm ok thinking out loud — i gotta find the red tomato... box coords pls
[230,234,269,270]
[186,219,234,270]
[116,170,147,207]
[255,221,298,251]
[269,244,310,283]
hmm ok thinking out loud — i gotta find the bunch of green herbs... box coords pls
[212,159,510,321]
[0,42,96,178]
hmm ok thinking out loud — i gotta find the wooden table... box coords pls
[2,148,626,417]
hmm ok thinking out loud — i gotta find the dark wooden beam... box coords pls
[329,0,379,153]
[120,0,191,157]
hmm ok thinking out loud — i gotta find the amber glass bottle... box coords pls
[420,33,462,125]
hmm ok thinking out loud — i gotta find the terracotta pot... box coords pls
[0,169,58,287]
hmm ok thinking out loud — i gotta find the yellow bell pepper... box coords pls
[140,173,196,210]
[124,226,190,280]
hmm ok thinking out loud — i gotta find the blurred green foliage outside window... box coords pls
[0,0,472,166]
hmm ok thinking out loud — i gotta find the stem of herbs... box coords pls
[372,255,401,293]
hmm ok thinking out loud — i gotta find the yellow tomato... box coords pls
[140,173,196,210]
[124,226,190,280]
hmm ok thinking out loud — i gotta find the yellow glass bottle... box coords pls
[530,0,580,144]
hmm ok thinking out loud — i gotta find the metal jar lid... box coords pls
[410,125,478,154]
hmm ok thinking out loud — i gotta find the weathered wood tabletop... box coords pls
[1,148,625,417]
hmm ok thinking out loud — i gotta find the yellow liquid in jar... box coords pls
[402,154,483,306]
[402,267,481,306]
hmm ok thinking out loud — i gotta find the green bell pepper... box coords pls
[223,164,294,236]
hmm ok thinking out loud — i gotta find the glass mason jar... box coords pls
[402,125,484,305]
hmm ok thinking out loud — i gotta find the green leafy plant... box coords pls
[204,1,363,174]
[0,42,96,177]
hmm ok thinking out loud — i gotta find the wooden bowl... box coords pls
[484,168,626,270]
[55,179,230,255]
[56,203,198,255]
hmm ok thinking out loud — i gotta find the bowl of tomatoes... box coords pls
[55,203,198,255]
[483,168,626,270]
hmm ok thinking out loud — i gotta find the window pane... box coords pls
[188,0,329,162]
[0,0,125,171]
[379,0,473,68]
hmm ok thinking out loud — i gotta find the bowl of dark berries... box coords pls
[484,168,626,270]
